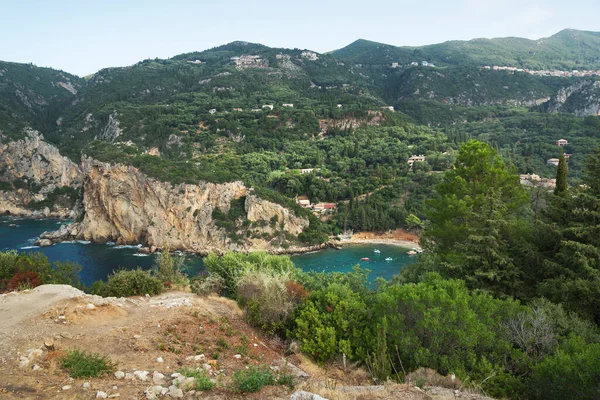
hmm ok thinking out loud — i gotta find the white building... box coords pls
[408,155,426,167]
[282,103,294,108]
[262,104,274,110]
[208,109,217,114]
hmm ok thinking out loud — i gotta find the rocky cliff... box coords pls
[39,160,309,253]
[546,80,600,116]
[0,129,83,217]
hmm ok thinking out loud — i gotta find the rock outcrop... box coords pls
[546,80,600,116]
[40,160,310,253]
[0,129,83,217]
[0,129,82,187]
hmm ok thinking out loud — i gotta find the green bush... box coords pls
[0,251,82,292]
[231,366,275,393]
[91,268,163,297]
[530,337,600,400]
[60,349,114,378]
[152,250,188,286]
[176,367,215,391]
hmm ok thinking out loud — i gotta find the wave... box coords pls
[132,253,150,257]
[112,244,143,249]
[60,241,77,244]
[77,240,91,245]
[106,241,115,246]
[20,245,40,249]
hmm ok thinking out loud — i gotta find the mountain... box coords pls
[333,29,600,70]
[1,32,600,249]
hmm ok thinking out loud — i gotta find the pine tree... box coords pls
[554,150,568,195]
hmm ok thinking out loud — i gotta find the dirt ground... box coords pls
[0,285,488,400]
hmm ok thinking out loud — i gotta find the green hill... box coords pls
[0,61,84,138]
[333,29,600,70]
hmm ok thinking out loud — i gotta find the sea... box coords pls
[0,216,417,286]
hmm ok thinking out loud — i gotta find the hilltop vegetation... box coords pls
[333,29,600,70]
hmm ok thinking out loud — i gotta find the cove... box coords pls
[1,217,416,286]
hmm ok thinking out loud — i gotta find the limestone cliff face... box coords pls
[0,129,83,217]
[245,194,308,236]
[68,160,309,253]
[546,80,600,116]
[0,129,82,188]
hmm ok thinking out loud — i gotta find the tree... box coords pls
[423,141,528,256]
[554,150,567,195]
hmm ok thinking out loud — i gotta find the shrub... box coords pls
[60,349,114,378]
[530,336,600,400]
[231,366,275,393]
[192,273,225,296]
[152,250,189,287]
[0,251,82,292]
[92,268,164,297]
[237,270,298,334]
[203,251,300,294]
[176,367,215,391]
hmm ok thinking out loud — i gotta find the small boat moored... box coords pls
[373,249,381,254]
[361,257,370,261]
[385,257,393,261]
[407,250,417,256]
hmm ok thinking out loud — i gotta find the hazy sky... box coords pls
[1,0,598,76]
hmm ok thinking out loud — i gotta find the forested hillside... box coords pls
[1,30,600,237]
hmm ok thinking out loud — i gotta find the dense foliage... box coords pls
[0,250,82,292]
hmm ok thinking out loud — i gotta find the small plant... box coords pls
[232,365,275,393]
[216,337,229,350]
[277,372,296,389]
[177,367,215,391]
[235,345,248,356]
[60,349,114,378]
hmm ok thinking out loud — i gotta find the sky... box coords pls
[1,0,598,76]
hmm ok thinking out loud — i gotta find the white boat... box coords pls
[385,257,393,261]
[407,250,417,256]
[374,249,381,254]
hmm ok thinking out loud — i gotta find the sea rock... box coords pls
[35,238,52,247]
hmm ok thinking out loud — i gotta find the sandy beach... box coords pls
[338,229,422,250]
[339,237,421,249]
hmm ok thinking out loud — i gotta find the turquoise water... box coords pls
[0,216,416,285]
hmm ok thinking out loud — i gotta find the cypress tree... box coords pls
[554,150,568,195]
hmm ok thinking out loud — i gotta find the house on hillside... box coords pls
[262,104,274,110]
[312,202,337,215]
[337,104,343,108]
[282,103,294,108]
[556,139,568,146]
[520,174,556,190]
[233,108,243,112]
[408,155,426,167]
[547,158,560,166]
[381,106,395,112]
[208,109,217,114]
[299,168,316,175]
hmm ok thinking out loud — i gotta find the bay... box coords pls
[0,216,416,285]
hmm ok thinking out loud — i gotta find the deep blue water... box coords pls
[0,216,416,286]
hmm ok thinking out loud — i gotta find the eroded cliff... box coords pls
[40,160,310,253]
[0,129,83,217]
